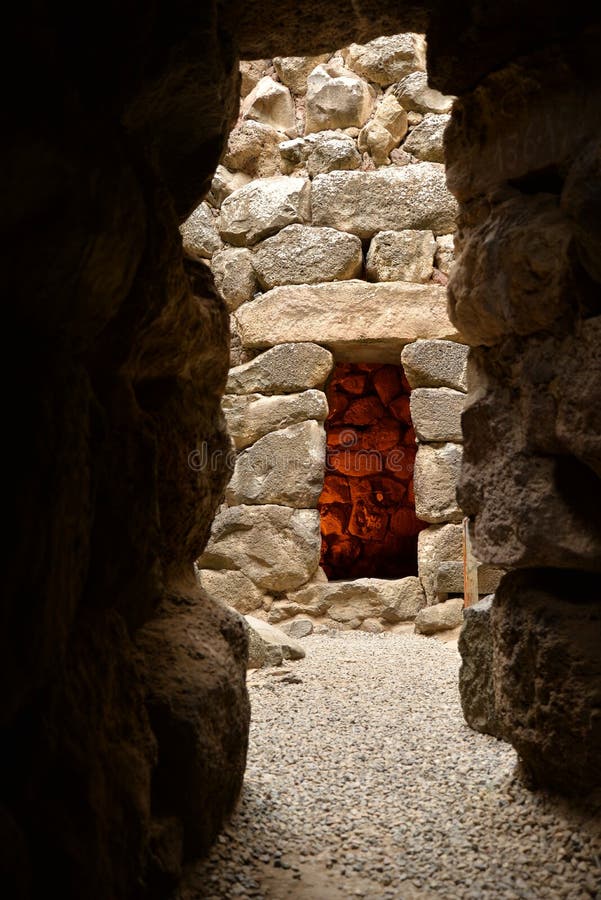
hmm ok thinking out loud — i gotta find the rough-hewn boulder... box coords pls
[401,339,469,391]
[366,230,436,283]
[234,281,461,362]
[207,166,252,208]
[241,76,296,136]
[252,224,363,288]
[418,523,464,605]
[458,595,501,737]
[393,71,454,114]
[219,176,311,246]
[403,113,449,162]
[222,389,328,449]
[223,120,287,179]
[197,569,265,614]
[226,420,326,507]
[311,164,458,237]
[226,343,334,395]
[414,597,463,634]
[305,62,375,133]
[414,443,464,523]
[436,562,504,595]
[246,615,306,660]
[280,131,362,176]
[211,247,257,310]
[358,94,408,165]
[345,34,426,85]
[434,234,455,276]
[410,387,465,442]
[180,203,223,260]
[273,54,331,94]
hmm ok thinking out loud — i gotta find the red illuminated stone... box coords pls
[372,365,404,405]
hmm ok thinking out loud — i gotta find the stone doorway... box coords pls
[319,362,427,580]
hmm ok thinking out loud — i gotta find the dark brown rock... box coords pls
[458,595,502,737]
[492,570,601,795]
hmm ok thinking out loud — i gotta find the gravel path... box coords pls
[178,631,601,900]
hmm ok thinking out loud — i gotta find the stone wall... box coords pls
[190,39,502,634]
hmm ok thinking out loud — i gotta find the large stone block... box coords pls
[392,71,454,114]
[211,247,257,311]
[219,176,311,246]
[199,505,321,592]
[180,202,223,261]
[414,442,463,524]
[241,76,296,136]
[223,120,287,178]
[410,387,465,443]
[280,131,362,177]
[305,62,375,134]
[366,230,436,283]
[234,281,460,363]
[226,420,326,507]
[458,595,501,737]
[401,339,469,392]
[436,562,504,596]
[358,94,408,165]
[492,569,601,794]
[207,166,252,209]
[345,34,426,86]
[273,54,330,95]
[226,343,334,395]
[223,389,328,450]
[252,224,363,289]
[197,569,265,614]
[284,576,425,626]
[414,597,463,634]
[418,523,464,605]
[311,164,457,237]
[403,113,449,163]
[245,616,305,668]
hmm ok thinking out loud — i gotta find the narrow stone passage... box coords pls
[178,633,601,900]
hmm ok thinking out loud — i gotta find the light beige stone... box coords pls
[240,59,271,99]
[219,176,311,246]
[305,62,375,134]
[345,34,426,86]
[358,94,408,165]
[403,113,450,163]
[226,343,334,395]
[273,54,330,95]
[287,577,425,625]
[418,523,464,605]
[199,505,321,592]
[241,76,296,136]
[378,577,427,623]
[211,247,257,311]
[414,597,463,634]
[366,229,436,283]
[410,388,466,443]
[245,616,306,660]
[252,224,363,289]
[435,234,455,276]
[401,339,469,392]
[436,561,504,595]
[234,280,460,363]
[197,569,264,614]
[280,131,362,176]
[226,421,326,508]
[206,166,252,209]
[414,442,464,524]
[223,120,287,178]
[180,202,223,261]
[223,389,328,450]
[393,72,454,114]
[311,164,457,237]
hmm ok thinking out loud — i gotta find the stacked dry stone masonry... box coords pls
[187,35,503,633]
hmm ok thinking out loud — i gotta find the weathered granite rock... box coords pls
[366,230,435,283]
[241,76,297,136]
[222,389,328,449]
[436,563,504,596]
[252,224,363,288]
[226,420,326,507]
[196,568,265,614]
[245,620,284,668]
[492,570,601,794]
[403,113,449,162]
[136,590,250,857]
[281,618,314,638]
[246,615,306,660]
[224,121,287,179]
[311,164,457,237]
[226,343,334,395]
[345,34,426,86]
[219,176,311,246]
[401,339,469,392]
[448,194,575,345]
[414,442,463,523]
[393,71,454,114]
[234,281,460,362]
[273,54,331,95]
[207,166,252,209]
[211,247,257,310]
[180,202,223,261]
[379,577,427,623]
[418,523,464,605]
[435,234,455,276]
[305,62,375,134]
[199,505,321,592]
[358,95,408,165]
[458,595,501,736]
[410,387,465,442]
[414,597,463,634]
[280,130,362,176]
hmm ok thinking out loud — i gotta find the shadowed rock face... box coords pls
[2,1,601,898]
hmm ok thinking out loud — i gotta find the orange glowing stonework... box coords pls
[318,362,428,580]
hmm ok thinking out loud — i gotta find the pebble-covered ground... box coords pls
[177,631,601,900]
